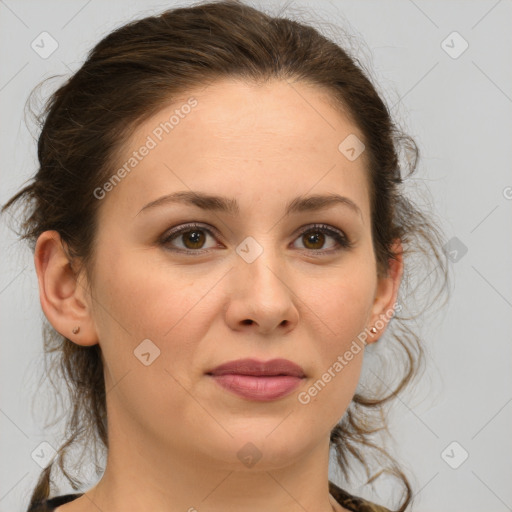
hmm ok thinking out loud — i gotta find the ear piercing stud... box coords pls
[72,326,80,334]
[370,327,377,334]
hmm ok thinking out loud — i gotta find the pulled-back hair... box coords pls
[2,1,450,510]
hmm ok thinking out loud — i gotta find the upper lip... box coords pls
[207,358,306,378]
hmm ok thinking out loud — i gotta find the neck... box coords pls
[84,402,343,512]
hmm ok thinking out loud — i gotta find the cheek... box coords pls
[94,240,171,328]
[90,250,219,437]
[306,268,376,348]
[296,270,375,417]
[91,248,221,373]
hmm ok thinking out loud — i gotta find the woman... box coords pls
[2,1,449,511]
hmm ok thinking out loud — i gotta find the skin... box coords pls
[34,78,402,512]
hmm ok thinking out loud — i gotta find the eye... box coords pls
[291,224,353,254]
[161,223,220,254]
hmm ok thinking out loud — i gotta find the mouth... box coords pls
[206,358,306,401]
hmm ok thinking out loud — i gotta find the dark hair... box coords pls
[2,1,450,511]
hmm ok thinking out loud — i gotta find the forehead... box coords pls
[98,78,371,221]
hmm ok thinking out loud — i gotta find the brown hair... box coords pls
[2,1,450,510]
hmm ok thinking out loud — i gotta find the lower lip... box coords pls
[208,374,303,401]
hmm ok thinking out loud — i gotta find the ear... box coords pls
[34,230,98,346]
[366,238,403,344]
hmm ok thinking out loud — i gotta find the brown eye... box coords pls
[161,223,219,253]
[292,224,352,253]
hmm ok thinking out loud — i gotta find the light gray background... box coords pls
[1,1,511,511]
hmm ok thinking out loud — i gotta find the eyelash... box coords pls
[160,222,353,256]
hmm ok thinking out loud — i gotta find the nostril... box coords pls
[242,319,254,325]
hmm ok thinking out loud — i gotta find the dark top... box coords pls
[27,481,392,512]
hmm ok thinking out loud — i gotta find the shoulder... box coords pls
[329,481,393,512]
[26,493,83,512]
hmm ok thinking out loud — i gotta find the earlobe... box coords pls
[367,239,404,344]
[34,230,98,346]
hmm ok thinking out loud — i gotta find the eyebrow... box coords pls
[136,191,363,219]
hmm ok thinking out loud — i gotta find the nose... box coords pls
[224,244,299,335]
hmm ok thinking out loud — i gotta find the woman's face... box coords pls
[62,79,401,469]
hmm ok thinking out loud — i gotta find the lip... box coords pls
[207,358,306,378]
[206,358,306,402]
